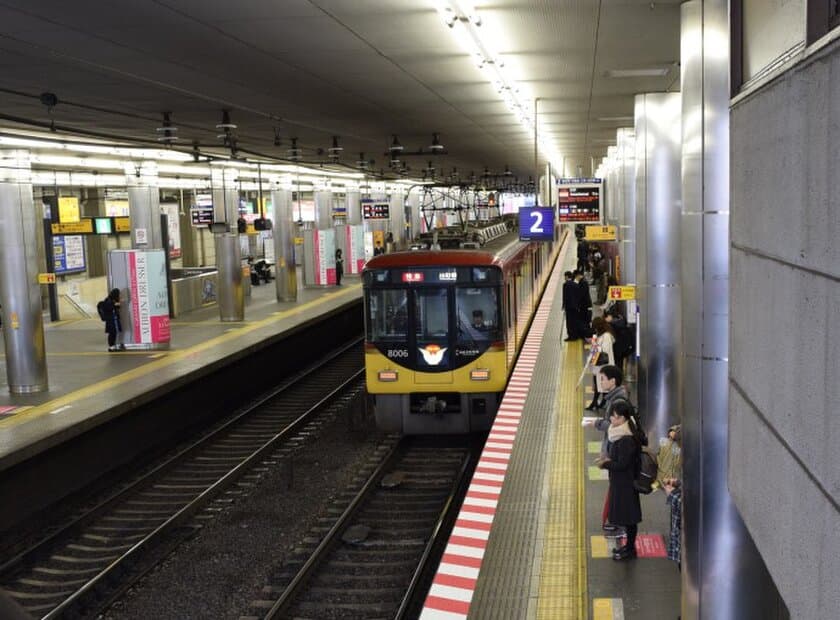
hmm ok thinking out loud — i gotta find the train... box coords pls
[363,217,569,434]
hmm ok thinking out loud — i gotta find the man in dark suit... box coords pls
[574,269,593,337]
[562,270,581,341]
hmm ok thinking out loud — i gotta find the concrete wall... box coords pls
[729,39,840,618]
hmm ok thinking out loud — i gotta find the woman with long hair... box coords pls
[595,400,643,560]
[585,316,615,410]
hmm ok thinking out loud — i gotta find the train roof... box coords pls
[365,230,531,270]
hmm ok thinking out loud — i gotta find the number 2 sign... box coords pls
[518,207,556,242]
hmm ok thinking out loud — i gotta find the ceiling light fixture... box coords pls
[288,137,302,161]
[435,1,562,173]
[328,136,343,160]
[273,127,282,146]
[389,134,403,154]
[429,133,444,152]
[156,112,178,144]
[605,68,670,78]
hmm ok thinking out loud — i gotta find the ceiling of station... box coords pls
[0,0,682,182]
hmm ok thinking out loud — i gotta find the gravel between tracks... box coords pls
[103,404,386,620]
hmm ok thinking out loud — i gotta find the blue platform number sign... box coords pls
[518,207,555,242]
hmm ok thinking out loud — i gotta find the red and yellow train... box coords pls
[363,220,568,434]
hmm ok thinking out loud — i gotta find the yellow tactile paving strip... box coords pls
[536,340,587,619]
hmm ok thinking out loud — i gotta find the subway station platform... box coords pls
[421,244,681,619]
[0,274,362,474]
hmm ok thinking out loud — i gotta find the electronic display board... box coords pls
[557,178,602,223]
[362,200,390,219]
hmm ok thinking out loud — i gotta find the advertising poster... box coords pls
[347,224,365,273]
[160,202,182,258]
[312,228,336,285]
[128,250,171,345]
[53,235,86,274]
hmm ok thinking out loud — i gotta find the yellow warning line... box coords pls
[0,285,360,429]
[537,340,588,619]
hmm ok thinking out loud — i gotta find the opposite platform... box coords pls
[0,276,362,472]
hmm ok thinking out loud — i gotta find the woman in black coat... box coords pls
[595,400,642,560]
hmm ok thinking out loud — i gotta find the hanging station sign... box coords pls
[557,178,602,223]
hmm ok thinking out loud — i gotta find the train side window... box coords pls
[368,288,408,340]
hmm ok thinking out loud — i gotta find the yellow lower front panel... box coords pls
[365,349,508,394]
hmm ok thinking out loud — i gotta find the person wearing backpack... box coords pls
[595,400,643,561]
[100,288,125,352]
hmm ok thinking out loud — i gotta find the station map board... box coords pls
[557,178,603,223]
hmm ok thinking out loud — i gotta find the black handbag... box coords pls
[594,352,609,365]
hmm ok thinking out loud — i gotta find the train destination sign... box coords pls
[558,178,602,223]
[518,207,556,242]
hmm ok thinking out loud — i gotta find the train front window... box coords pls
[368,289,408,340]
[456,287,501,341]
[415,288,449,339]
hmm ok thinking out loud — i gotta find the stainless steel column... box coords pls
[407,190,421,241]
[680,3,782,618]
[125,161,163,249]
[346,190,361,225]
[634,91,682,440]
[0,150,48,393]
[313,190,332,230]
[211,167,243,321]
[389,190,405,248]
[617,128,636,284]
[271,185,297,302]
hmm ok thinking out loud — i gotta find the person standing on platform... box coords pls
[102,288,124,352]
[562,270,581,341]
[595,400,643,560]
[574,270,593,337]
[373,240,385,256]
[335,248,344,286]
[586,317,616,410]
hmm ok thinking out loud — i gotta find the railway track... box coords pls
[247,436,479,620]
[0,340,364,619]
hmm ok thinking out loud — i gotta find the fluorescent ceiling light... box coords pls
[605,68,669,78]
[596,116,634,122]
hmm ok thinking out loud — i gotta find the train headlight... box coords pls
[378,370,399,382]
[470,369,490,381]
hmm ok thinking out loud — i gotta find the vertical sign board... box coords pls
[312,228,336,285]
[53,235,87,274]
[557,178,603,223]
[58,196,80,223]
[160,202,182,258]
[346,224,365,274]
[127,250,170,345]
[518,207,556,242]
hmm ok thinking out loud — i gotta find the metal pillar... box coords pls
[617,128,637,284]
[389,190,405,249]
[407,191,421,241]
[313,190,332,230]
[125,161,163,249]
[211,167,243,321]
[346,190,361,225]
[0,150,48,393]
[680,3,783,618]
[271,186,297,302]
[634,91,682,441]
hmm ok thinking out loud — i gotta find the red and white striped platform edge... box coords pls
[420,242,569,620]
